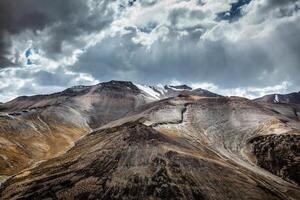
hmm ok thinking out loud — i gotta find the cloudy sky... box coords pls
[0,0,299,102]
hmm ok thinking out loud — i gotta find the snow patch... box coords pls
[135,84,161,100]
[152,85,167,96]
[274,94,279,103]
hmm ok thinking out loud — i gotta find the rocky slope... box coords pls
[0,92,299,199]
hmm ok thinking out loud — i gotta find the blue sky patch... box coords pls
[25,48,32,58]
[217,0,251,22]
[128,0,136,6]
[27,59,33,65]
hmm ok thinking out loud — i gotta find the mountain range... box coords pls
[0,80,299,200]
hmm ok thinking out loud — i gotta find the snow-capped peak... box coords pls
[134,84,161,100]
[165,84,192,91]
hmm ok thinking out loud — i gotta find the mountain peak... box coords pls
[255,92,300,104]
[166,84,192,91]
[105,80,134,85]
[100,80,140,93]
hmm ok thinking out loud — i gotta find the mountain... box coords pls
[134,84,221,101]
[0,81,299,200]
[0,81,217,178]
[255,92,300,104]
[254,92,300,120]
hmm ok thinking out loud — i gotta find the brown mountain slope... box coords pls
[0,81,149,178]
[1,96,299,200]
[0,107,89,179]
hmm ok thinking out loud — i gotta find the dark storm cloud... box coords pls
[0,35,12,68]
[13,69,75,86]
[71,31,275,87]
[0,0,114,66]
[264,0,299,9]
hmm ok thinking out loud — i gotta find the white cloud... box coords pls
[191,81,292,99]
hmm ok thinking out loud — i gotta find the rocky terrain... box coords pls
[0,81,299,199]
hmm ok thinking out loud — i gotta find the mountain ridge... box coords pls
[0,80,221,108]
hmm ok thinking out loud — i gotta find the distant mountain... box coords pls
[255,92,300,119]
[255,92,300,104]
[1,81,220,112]
[0,81,220,129]
[135,83,221,100]
[168,84,192,90]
